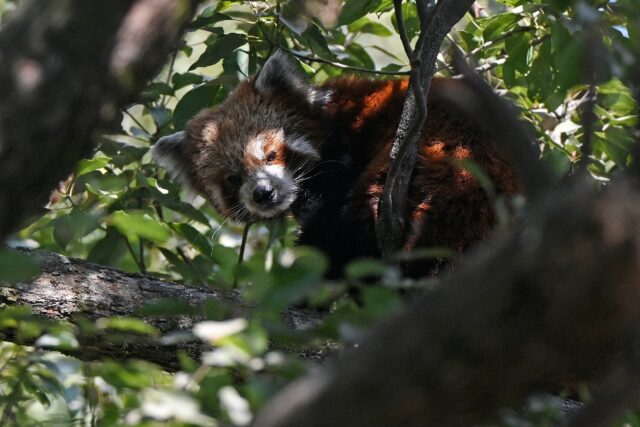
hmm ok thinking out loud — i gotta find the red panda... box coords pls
[152,51,518,278]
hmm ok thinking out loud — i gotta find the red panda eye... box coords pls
[266,151,277,163]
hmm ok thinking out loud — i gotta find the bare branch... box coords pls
[393,0,414,59]
[257,23,410,76]
[0,251,323,370]
[578,85,597,173]
[376,0,476,258]
[470,1,488,18]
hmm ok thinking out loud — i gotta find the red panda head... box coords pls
[152,51,328,222]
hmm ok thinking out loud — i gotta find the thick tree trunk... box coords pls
[0,251,323,370]
[0,0,199,240]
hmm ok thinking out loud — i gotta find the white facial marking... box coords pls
[239,164,297,219]
[202,122,218,142]
[246,135,266,160]
[263,164,285,179]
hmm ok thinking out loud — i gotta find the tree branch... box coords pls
[0,251,323,371]
[376,0,476,258]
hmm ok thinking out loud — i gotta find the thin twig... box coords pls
[123,108,149,134]
[122,235,146,273]
[394,0,414,59]
[161,48,179,106]
[256,21,410,76]
[234,222,252,288]
[579,85,597,173]
[466,26,534,58]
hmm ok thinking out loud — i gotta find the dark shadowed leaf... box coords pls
[190,33,246,70]
[0,250,40,283]
[173,84,223,130]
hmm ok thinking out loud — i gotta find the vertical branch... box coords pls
[628,60,640,178]
[393,0,414,59]
[376,0,475,259]
[578,85,597,174]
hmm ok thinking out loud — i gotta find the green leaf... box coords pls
[172,72,205,89]
[599,126,635,168]
[171,223,215,260]
[348,17,392,36]
[173,84,223,130]
[52,211,100,249]
[345,43,375,69]
[599,79,637,115]
[361,286,401,319]
[345,258,387,279]
[35,331,79,351]
[190,33,246,70]
[553,39,584,92]
[75,157,111,176]
[158,247,202,281]
[505,30,532,73]
[338,0,381,26]
[87,228,128,266]
[391,2,419,42]
[97,317,158,336]
[527,39,554,101]
[141,82,174,102]
[189,11,233,30]
[166,202,211,226]
[302,25,333,59]
[482,13,520,42]
[541,148,571,179]
[0,250,40,283]
[109,210,171,243]
[149,106,171,129]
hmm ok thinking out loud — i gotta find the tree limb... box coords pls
[0,251,323,371]
[376,0,475,258]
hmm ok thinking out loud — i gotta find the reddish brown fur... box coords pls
[181,73,518,277]
[295,77,518,276]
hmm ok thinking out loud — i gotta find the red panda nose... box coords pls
[253,185,275,204]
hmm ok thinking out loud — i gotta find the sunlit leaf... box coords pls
[109,210,171,243]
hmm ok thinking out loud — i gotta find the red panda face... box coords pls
[152,51,325,222]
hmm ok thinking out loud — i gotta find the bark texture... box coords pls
[0,251,323,370]
[0,0,198,240]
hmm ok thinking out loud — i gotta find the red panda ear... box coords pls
[253,51,316,104]
[151,131,194,190]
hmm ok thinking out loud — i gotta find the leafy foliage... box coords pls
[0,0,638,425]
